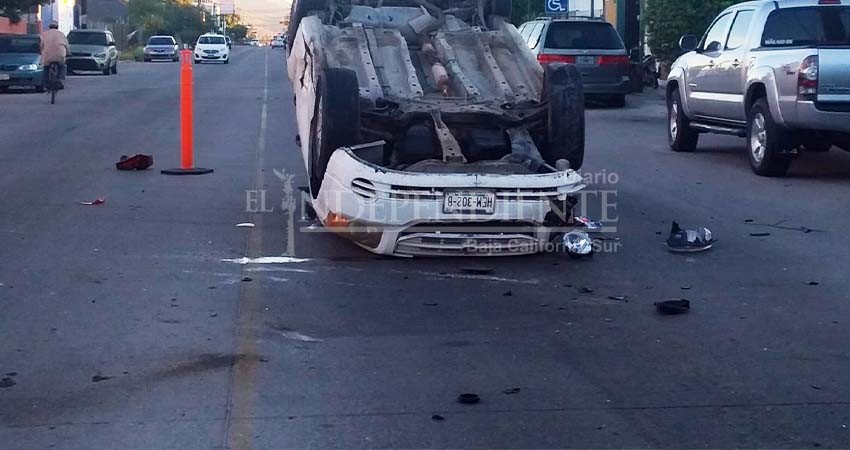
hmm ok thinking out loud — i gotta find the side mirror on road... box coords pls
[679,35,699,52]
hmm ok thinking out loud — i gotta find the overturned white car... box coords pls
[286,0,587,256]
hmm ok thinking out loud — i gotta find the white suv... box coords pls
[194,34,229,64]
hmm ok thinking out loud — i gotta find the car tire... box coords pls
[194,58,200,64]
[747,98,792,177]
[111,62,117,74]
[667,87,699,152]
[144,57,150,62]
[224,58,229,64]
[309,67,360,197]
[173,57,179,62]
[102,64,111,76]
[541,63,585,170]
[34,84,45,93]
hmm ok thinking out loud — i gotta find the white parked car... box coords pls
[193,33,229,64]
[287,0,587,257]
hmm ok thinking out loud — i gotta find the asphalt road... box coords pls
[2,47,850,449]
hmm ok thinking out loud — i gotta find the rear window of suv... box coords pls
[543,22,625,50]
[68,32,107,46]
[762,6,850,47]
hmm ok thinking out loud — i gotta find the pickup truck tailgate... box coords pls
[818,48,850,102]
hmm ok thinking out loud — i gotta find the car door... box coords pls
[713,10,755,122]
[686,12,733,118]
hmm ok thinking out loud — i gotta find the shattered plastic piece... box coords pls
[457,393,480,404]
[563,230,593,256]
[460,267,493,275]
[241,277,253,282]
[807,281,820,286]
[115,154,153,171]
[608,295,627,302]
[502,387,521,395]
[236,223,256,228]
[431,414,445,421]
[575,216,603,231]
[91,374,114,383]
[665,221,714,252]
[654,299,691,315]
[750,232,770,237]
[79,198,105,206]
[0,377,15,388]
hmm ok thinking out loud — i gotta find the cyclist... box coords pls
[41,21,70,89]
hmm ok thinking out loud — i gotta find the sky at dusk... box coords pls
[233,0,291,37]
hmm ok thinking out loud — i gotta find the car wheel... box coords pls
[111,62,117,74]
[747,98,792,177]
[224,58,229,64]
[309,67,360,197]
[144,57,150,62]
[34,84,45,93]
[173,57,179,62]
[541,63,585,170]
[667,87,699,152]
[102,64,111,75]
[801,139,832,152]
[0,86,8,93]
[194,58,200,64]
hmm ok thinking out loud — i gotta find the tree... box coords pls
[0,0,42,23]
[645,0,740,64]
[229,24,249,41]
[129,0,207,45]
[511,0,544,25]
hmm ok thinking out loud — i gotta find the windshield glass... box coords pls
[198,36,225,45]
[762,6,850,47]
[544,22,625,50]
[148,37,175,46]
[0,36,40,53]
[68,32,108,46]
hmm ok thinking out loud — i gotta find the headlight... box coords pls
[144,47,151,53]
[94,52,107,58]
[18,64,39,71]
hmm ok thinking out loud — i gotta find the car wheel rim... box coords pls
[750,113,767,164]
[669,101,679,141]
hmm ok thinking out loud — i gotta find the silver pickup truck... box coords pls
[667,0,850,176]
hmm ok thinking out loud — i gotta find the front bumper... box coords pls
[146,51,178,60]
[67,57,108,71]
[0,70,44,88]
[195,52,228,61]
[313,147,585,257]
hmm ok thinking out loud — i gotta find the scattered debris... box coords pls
[503,290,513,297]
[502,387,521,395]
[259,357,269,363]
[575,216,602,231]
[115,154,153,171]
[241,277,253,282]
[579,287,594,294]
[563,230,593,256]
[807,281,820,286]
[666,221,714,252]
[209,313,218,318]
[222,256,311,264]
[607,295,627,302]
[744,219,754,223]
[749,232,771,237]
[236,223,256,228]
[279,330,322,343]
[423,302,439,307]
[5,372,17,377]
[0,377,15,388]
[460,266,494,275]
[431,414,445,421]
[79,198,106,206]
[746,220,822,233]
[91,374,114,383]
[654,299,691,315]
[811,384,823,390]
[680,285,692,290]
[457,393,480,404]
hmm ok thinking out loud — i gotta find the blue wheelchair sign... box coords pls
[545,0,568,13]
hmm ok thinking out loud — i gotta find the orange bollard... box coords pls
[162,49,213,176]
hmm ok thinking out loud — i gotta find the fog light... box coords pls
[325,212,350,228]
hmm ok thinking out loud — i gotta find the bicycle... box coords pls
[46,62,61,104]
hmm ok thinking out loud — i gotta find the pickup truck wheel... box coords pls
[667,87,698,152]
[542,64,585,170]
[309,68,360,197]
[747,98,791,177]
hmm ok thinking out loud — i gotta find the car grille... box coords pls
[0,64,19,71]
[382,184,566,201]
[203,50,218,54]
[395,222,541,256]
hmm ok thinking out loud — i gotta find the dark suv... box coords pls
[519,17,630,106]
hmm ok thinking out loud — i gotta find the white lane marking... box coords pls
[268,276,290,282]
[245,266,315,274]
[236,222,256,228]
[279,331,323,343]
[222,256,311,264]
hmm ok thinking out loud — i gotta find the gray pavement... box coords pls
[1,47,850,449]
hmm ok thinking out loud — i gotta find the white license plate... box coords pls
[576,55,597,65]
[0,74,9,81]
[443,191,496,214]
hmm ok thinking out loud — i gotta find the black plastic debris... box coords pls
[749,232,771,237]
[579,287,594,294]
[0,377,15,388]
[91,375,114,383]
[503,290,513,297]
[666,221,715,253]
[807,281,820,286]
[423,302,439,307]
[457,393,480,404]
[116,154,153,171]
[431,414,445,421]
[502,387,521,395]
[654,299,691,315]
[241,277,253,282]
